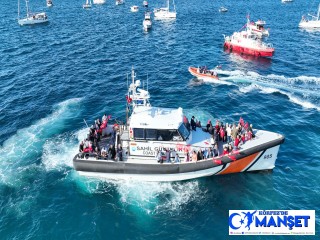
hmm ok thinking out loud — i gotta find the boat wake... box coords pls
[210,69,320,111]
[0,98,83,187]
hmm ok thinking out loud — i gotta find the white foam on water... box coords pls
[0,98,82,186]
[41,128,88,171]
[115,180,203,214]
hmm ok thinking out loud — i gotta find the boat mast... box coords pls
[25,0,30,18]
[18,0,20,19]
[317,3,320,20]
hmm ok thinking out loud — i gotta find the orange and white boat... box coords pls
[188,66,219,81]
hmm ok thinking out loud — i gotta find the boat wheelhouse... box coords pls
[247,19,270,38]
[73,68,284,182]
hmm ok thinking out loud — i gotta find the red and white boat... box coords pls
[188,66,219,81]
[223,30,274,58]
[247,19,269,38]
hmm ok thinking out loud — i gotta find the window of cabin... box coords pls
[145,129,157,140]
[133,128,145,140]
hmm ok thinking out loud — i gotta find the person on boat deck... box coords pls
[228,144,233,153]
[171,149,177,163]
[108,145,116,160]
[94,147,101,159]
[234,135,242,150]
[190,116,196,131]
[175,153,180,163]
[166,149,171,163]
[102,114,108,122]
[156,150,162,163]
[79,141,84,152]
[226,123,232,143]
[197,150,203,161]
[101,147,107,158]
[222,146,229,156]
[213,143,219,157]
[185,151,190,162]
[117,145,123,161]
[196,120,201,128]
[192,151,197,162]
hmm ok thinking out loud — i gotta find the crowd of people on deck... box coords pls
[157,116,255,164]
[78,114,123,161]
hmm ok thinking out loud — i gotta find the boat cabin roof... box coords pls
[130,106,183,129]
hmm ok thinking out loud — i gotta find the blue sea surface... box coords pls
[0,0,319,239]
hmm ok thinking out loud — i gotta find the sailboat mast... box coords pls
[167,0,169,11]
[18,0,20,19]
[317,3,320,20]
[25,0,30,17]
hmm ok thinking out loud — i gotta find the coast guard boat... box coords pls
[73,68,284,182]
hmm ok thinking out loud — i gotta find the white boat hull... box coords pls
[18,16,48,25]
[299,20,320,29]
[143,20,152,30]
[154,11,176,19]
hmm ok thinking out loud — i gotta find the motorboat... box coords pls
[131,5,139,12]
[299,3,320,29]
[143,11,152,31]
[188,66,219,81]
[219,7,228,12]
[116,0,124,5]
[154,0,176,19]
[143,1,148,7]
[223,30,274,57]
[83,0,92,8]
[72,67,285,182]
[18,0,49,25]
[47,0,53,7]
[247,19,269,38]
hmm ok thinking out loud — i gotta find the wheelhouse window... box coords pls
[133,128,184,141]
[133,128,145,140]
[145,129,157,140]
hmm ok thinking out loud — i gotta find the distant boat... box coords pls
[299,3,320,29]
[116,0,124,5]
[83,0,92,8]
[93,0,106,4]
[131,5,139,12]
[154,0,176,19]
[143,11,152,31]
[219,7,228,12]
[281,0,293,3]
[143,1,148,7]
[46,0,53,7]
[18,0,49,25]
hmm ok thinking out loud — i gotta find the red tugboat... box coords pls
[223,30,274,57]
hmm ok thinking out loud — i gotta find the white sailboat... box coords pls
[83,0,92,8]
[154,0,176,19]
[299,3,320,29]
[18,0,48,26]
[116,0,124,5]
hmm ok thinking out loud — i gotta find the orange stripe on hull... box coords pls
[218,152,260,175]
